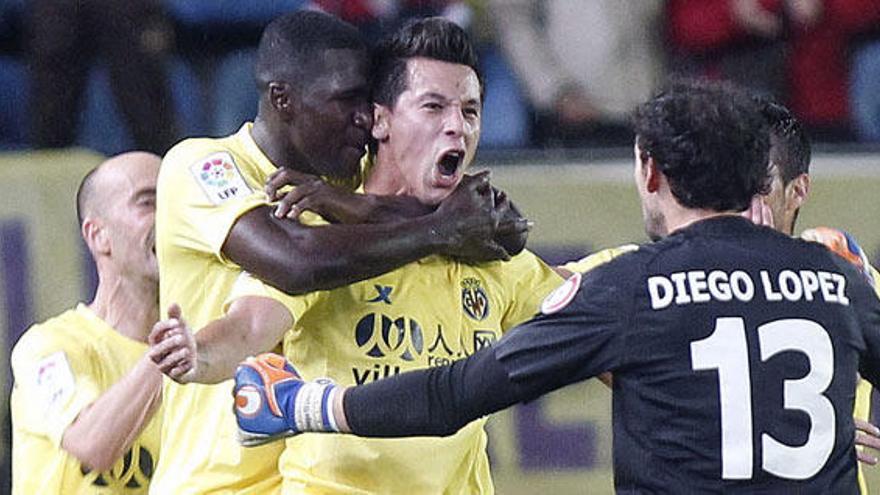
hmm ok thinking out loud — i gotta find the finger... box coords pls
[149,331,188,364]
[497,218,533,236]
[149,319,181,346]
[159,347,193,375]
[285,197,318,221]
[274,186,311,219]
[855,418,880,436]
[856,431,880,450]
[469,170,491,189]
[276,181,324,219]
[265,169,316,198]
[168,362,194,382]
[167,303,182,321]
[481,241,511,262]
[857,448,879,465]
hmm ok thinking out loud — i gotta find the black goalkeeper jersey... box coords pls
[346,216,880,493]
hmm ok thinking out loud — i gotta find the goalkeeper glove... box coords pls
[233,353,339,447]
[801,227,874,286]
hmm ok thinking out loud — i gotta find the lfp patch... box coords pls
[541,272,582,315]
[190,152,252,205]
[461,277,489,321]
[35,351,75,411]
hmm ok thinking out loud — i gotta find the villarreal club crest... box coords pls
[461,277,489,321]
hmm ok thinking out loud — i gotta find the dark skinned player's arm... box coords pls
[223,172,512,295]
[267,172,529,258]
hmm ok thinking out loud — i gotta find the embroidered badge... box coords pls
[461,277,489,321]
[541,272,582,315]
[189,152,252,205]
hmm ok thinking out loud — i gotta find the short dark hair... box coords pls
[372,17,482,108]
[255,10,367,88]
[756,96,811,184]
[633,79,771,212]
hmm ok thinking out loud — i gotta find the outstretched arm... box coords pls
[149,298,292,385]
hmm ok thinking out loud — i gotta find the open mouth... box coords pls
[437,150,464,178]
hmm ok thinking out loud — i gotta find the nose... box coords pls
[443,107,465,137]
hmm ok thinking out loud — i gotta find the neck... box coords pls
[665,204,739,236]
[364,148,408,196]
[88,271,158,343]
[251,115,309,173]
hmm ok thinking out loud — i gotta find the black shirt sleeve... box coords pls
[343,260,633,437]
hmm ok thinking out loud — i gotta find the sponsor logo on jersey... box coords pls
[461,277,489,320]
[366,284,393,304]
[81,445,154,490]
[541,272,582,314]
[354,313,424,361]
[473,330,498,351]
[189,152,252,204]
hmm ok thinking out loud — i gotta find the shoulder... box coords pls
[11,309,92,370]
[562,244,640,274]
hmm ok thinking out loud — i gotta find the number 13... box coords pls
[691,317,835,480]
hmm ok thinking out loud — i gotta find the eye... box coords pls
[464,107,480,118]
[423,102,443,111]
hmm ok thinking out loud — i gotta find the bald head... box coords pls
[76,151,161,226]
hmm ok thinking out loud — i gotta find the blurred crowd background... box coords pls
[1,0,880,156]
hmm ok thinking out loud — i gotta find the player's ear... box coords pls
[82,218,111,256]
[645,156,662,193]
[786,173,810,210]
[372,104,391,141]
[268,82,293,115]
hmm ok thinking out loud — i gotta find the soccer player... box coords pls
[753,97,880,491]
[236,80,880,493]
[151,17,562,494]
[10,152,163,493]
[152,11,515,493]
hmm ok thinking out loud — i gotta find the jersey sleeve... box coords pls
[855,269,880,387]
[159,143,272,263]
[11,332,102,447]
[561,245,639,274]
[498,250,565,329]
[224,271,317,321]
[494,257,635,393]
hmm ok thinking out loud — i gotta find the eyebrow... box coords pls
[419,92,480,107]
[132,187,156,201]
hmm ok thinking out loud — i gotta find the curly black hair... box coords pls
[633,79,771,212]
[372,17,482,108]
[756,96,811,184]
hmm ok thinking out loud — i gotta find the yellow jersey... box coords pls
[855,264,880,494]
[153,123,283,494]
[229,250,562,494]
[10,304,161,494]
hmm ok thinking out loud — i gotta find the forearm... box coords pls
[227,207,448,295]
[340,348,526,437]
[62,355,162,471]
[192,300,291,384]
